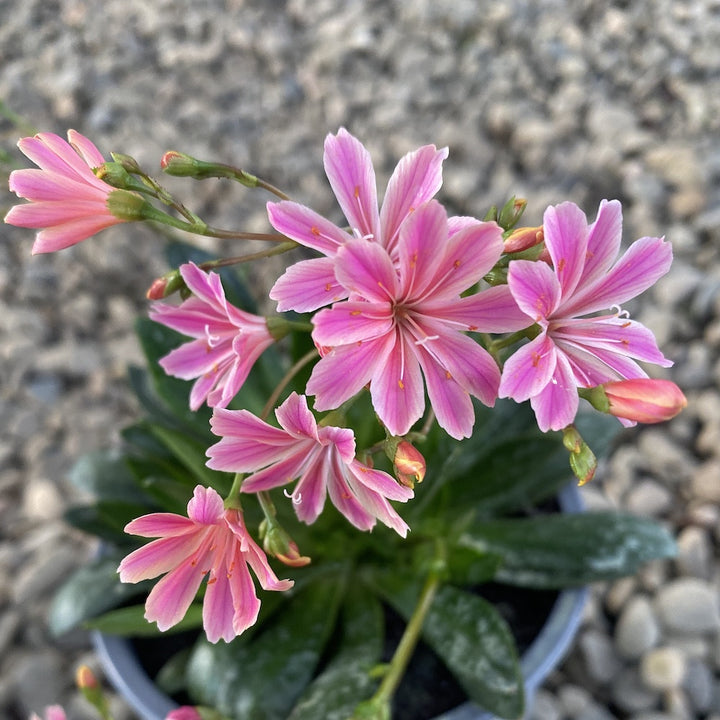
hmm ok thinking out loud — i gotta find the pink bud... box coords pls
[603,379,687,424]
[75,665,98,689]
[503,225,544,254]
[394,441,426,487]
[165,707,203,720]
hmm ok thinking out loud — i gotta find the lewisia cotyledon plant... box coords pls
[499,199,673,432]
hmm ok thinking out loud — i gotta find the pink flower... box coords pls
[206,393,413,536]
[499,200,673,432]
[150,262,275,410]
[5,130,129,253]
[306,200,530,439]
[267,127,448,312]
[165,708,203,720]
[29,708,66,720]
[118,485,292,643]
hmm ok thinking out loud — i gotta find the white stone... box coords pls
[640,647,687,691]
[676,526,712,579]
[655,578,720,634]
[615,596,661,659]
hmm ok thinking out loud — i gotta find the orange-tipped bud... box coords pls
[146,269,184,299]
[263,525,311,568]
[75,665,98,690]
[503,225,544,254]
[562,425,597,486]
[160,151,199,176]
[602,379,687,424]
[394,441,426,488]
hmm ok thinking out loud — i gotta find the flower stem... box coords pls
[260,348,318,420]
[371,543,445,708]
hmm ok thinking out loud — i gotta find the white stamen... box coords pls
[284,488,302,504]
[204,324,223,347]
[351,228,374,241]
[610,304,630,319]
[414,334,440,347]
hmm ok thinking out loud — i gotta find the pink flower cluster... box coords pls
[6,126,681,645]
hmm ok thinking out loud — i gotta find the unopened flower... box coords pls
[5,131,136,253]
[267,127,449,312]
[206,392,413,536]
[150,262,275,410]
[29,707,66,720]
[499,200,673,432]
[165,707,202,720]
[597,378,687,424]
[307,200,529,439]
[393,441,426,487]
[119,485,292,643]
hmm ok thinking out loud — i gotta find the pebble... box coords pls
[624,479,673,518]
[683,657,715,713]
[611,668,660,714]
[640,647,687,691]
[691,460,720,503]
[615,596,661,659]
[579,629,623,684]
[655,578,720,634]
[675,525,712,579]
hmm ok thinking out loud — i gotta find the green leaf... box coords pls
[188,577,346,720]
[64,501,152,545]
[288,592,384,720]
[49,556,151,636]
[445,546,504,586]
[84,603,203,636]
[458,512,677,588]
[68,450,146,503]
[156,647,194,696]
[378,577,523,719]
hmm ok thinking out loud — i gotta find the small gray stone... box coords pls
[655,578,720,634]
[615,596,661,659]
[625,479,673,518]
[557,684,593,717]
[676,525,712,579]
[640,647,687,691]
[611,668,660,713]
[579,628,623,684]
[527,688,561,720]
[692,460,720,503]
[683,658,714,713]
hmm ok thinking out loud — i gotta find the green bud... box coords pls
[497,196,527,231]
[95,161,133,189]
[562,425,597,486]
[110,152,142,173]
[106,189,152,221]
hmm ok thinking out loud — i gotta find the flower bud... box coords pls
[75,665,98,690]
[600,379,687,424]
[393,441,426,488]
[94,161,133,188]
[160,151,202,177]
[110,152,142,173]
[562,425,597,486]
[263,524,311,567]
[147,269,185,299]
[75,664,109,718]
[497,196,527,231]
[503,225,544,254]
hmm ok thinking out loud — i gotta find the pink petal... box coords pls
[558,339,649,384]
[530,352,579,432]
[187,485,225,524]
[190,371,224,411]
[543,202,589,300]
[178,263,228,316]
[267,200,349,254]
[5,199,109,226]
[396,200,449,298]
[422,220,503,299]
[317,424,357,463]
[228,551,262,636]
[349,461,414,502]
[293,450,331,524]
[560,236,673,317]
[307,333,395,411]
[369,333,425,436]
[499,333,558,402]
[507,258,562,322]
[380,143,448,255]
[269,257,349,312]
[237,527,294,592]
[415,345,475,440]
[334,239,398,301]
[144,553,208,631]
[325,458,376,532]
[240,449,313,493]
[323,128,380,241]
[274,392,320,440]
[424,285,530,334]
[149,301,229,337]
[124,513,197,538]
[579,199,623,287]
[202,534,237,643]
[118,533,205,583]
[159,338,233,380]
[311,301,394,346]
[9,168,108,202]
[68,129,107,168]
[29,215,121,253]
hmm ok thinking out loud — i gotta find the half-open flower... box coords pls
[5,130,135,253]
[596,378,687,424]
[150,262,275,410]
[119,485,292,643]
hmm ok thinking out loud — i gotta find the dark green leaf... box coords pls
[68,450,146,503]
[445,546,504,586]
[458,512,677,588]
[64,501,152,544]
[378,576,523,719]
[187,577,345,720]
[84,603,203,636]
[49,556,151,636]
[288,592,384,720]
[156,647,194,696]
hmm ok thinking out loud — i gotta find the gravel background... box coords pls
[1,2,719,719]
